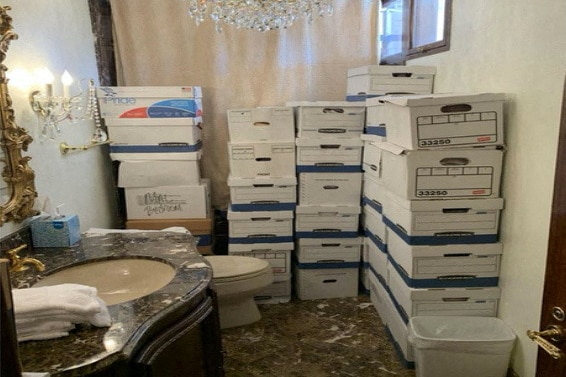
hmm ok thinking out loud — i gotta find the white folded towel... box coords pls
[18,331,72,342]
[15,297,111,327]
[17,320,75,338]
[13,284,101,316]
[13,284,112,342]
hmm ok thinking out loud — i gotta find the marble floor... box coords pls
[221,294,416,377]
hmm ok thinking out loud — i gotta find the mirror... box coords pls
[0,5,37,226]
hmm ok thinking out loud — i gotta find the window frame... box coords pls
[379,0,452,65]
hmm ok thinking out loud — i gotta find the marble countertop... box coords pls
[11,230,212,377]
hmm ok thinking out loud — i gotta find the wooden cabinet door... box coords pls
[133,294,224,377]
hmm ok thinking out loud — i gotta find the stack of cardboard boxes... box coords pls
[360,91,506,367]
[97,86,213,254]
[346,65,437,294]
[226,107,297,303]
[288,101,366,300]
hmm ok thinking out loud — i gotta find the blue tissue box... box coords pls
[31,215,81,248]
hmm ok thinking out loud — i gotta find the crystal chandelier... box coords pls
[187,0,334,32]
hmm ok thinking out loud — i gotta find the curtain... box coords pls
[110,0,377,209]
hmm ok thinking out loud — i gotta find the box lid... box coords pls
[104,117,202,126]
[297,237,363,247]
[286,101,365,109]
[380,92,506,107]
[375,140,501,156]
[227,210,294,220]
[227,106,294,119]
[295,205,361,215]
[408,286,501,300]
[295,137,364,147]
[347,65,437,76]
[228,242,294,252]
[389,232,503,256]
[97,86,202,98]
[125,218,212,232]
[385,190,505,211]
[227,175,297,187]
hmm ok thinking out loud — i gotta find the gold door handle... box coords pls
[527,326,564,359]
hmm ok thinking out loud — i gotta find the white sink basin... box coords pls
[34,258,176,305]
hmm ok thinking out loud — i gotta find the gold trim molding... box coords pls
[0,5,38,226]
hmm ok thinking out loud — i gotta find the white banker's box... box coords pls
[295,137,363,172]
[104,117,202,146]
[380,93,505,150]
[227,107,295,142]
[366,235,389,286]
[368,266,391,332]
[295,205,361,238]
[369,267,415,364]
[228,176,297,211]
[298,172,363,206]
[124,181,209,220]
[118,160,200,187]
[294,266,359,300]
[363,203,387,247]
[295,238,363,266]
[387,230,502,288]
[227,210,294,243]
[288,101,366,138]
[228,142,295,178]
[382,192,504,245]
[360,239,371,292]
[362,141,384,183]
[365,97,387,138]
[376,141,504,200]
[97,86,203,119]
[362,173,386,213]
[347,65,436,96]
[228,242,293,279]
[387,262,501,322]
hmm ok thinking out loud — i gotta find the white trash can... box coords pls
[408,316,516,377]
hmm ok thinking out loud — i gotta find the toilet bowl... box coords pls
[205,255,273,329]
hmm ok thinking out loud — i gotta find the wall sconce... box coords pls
[27,67,110,154]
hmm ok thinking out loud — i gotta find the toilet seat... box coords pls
[205,256,271,283]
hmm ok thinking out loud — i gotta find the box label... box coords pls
[416,111,499,148]
[415,166,494,198]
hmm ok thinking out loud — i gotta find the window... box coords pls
[379,0,451,64]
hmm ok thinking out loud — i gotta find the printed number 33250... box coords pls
[417,190,448,197]
[420,139,451,146]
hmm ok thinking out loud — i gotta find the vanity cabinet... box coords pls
[130,288,225,377]
[15,231,225,377]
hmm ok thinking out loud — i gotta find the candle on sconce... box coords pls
[61,70,73,98]
[37,67,54,97]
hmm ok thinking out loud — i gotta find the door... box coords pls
[533,76,566,375]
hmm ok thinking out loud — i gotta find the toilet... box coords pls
[204,255,273,329]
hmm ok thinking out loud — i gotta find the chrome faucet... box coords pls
[5,245,45,273]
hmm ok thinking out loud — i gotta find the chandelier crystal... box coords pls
[187,0,334,32]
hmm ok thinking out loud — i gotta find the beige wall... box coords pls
[1,0,118,238]
[411,1,566,376]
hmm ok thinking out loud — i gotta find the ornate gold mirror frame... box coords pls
[0,5,38,226]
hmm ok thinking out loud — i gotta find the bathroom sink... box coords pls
[34,258,176,305]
